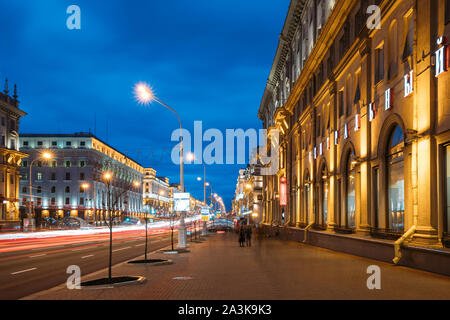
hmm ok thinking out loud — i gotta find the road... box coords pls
[0,227,182,300]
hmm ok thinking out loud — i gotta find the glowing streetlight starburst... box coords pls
[134,82,154,105]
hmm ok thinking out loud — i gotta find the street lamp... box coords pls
[187,152,207,205]
[28,151,52,224]
[135,82,188,249]
[81,183,90,220]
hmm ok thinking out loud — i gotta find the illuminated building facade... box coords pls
[19,133,144,224]
[258,0,450,271]
[143,168,172,216]
[0,80,28,227]
[232,165,263,224]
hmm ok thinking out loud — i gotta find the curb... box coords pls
[20,242,177,300]
[81,276,147,290]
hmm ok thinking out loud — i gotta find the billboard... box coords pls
[201,206,210,221]
[174,192,190,212]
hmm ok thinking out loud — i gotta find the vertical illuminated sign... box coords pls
[385,88,393,110]
[344,123,349,139]
[354,114,360,131]
[319,142,323,155]
[404,70,413,97]
[369,102,376,121]
[326,136,330,150]
[280,177,287,206]
[436,37,448,77]
[313,146,317,159]
[334,130,340,145]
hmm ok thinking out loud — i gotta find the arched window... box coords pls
[387,125,405,232]
[302,172,310,224]
[346,152,356,229]
[320,166,328,226]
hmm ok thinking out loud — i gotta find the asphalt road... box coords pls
[0,230,180,300]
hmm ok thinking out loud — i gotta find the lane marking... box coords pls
[112,246,131,252]
[71,247,91,252]
[82,254,94,259]
[11,267,37,275]
[29,254,46,258]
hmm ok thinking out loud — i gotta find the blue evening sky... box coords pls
[0,0,290,209]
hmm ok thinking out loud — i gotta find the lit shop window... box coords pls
[387,125,405,232]
[445,145,450,233]
[346,152,356,229]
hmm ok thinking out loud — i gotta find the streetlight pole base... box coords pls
[177,217,188,249]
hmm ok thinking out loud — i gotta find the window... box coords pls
[22,187,27,193]
[446,0,450,24]
[65,172,71,180]
[303,173,310,224]
[37,161,42,168]
[388,21,399,79]
[80,172,85,180]
[320,166,328,226]
[37,198,41,206]
[80,141,86,147]
[346,76,352,116]
[346,152,356,229]
[10,139,15,150]
[375,46,385,84]
[22,161,28,167]
[402,13,414,62]
[79,161,86,168]
[66,141,72,147]
[65,161,71,168]
[51,186,56,193]
[37,141,43,147]
[37,172,43,181]
[1,136,4,147]
[51,198,56,205]
[65,186,70,193]
[1,117,4,126]
[37,186,42,194]
[387,125,405,232]
[373,167,380,228]
[445,145,450,233]
[51,172,56,181]
[50,161,57,168]
[80,197,85,205]
[65,197,70,205]
[52,141,57,147]
[23,141,29,147]
[10,120,15,130]
[338,90,344,117]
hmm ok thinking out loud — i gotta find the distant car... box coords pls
[41,217,58,228]
[121,217,140,225]
[57,217,81,229]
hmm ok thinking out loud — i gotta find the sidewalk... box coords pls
[23,232,450,300]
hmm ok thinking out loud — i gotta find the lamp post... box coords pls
[135,82,187,249]
[28,152,52,227]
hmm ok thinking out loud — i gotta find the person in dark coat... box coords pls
[245,226,252,247]
[238,226,245,247]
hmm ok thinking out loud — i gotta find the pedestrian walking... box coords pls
[245,226,252,247]
[238,226,245,247]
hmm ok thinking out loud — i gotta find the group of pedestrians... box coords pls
[238,225,252,247]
